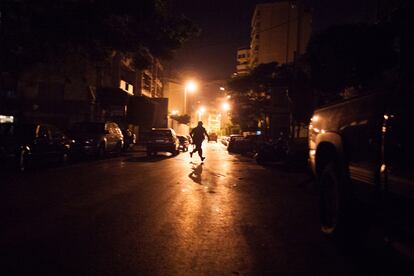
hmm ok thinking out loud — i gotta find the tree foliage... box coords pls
[227,63,277,131]
[228,62,312,132]
[306,23,397,102]
[0,0,199,73]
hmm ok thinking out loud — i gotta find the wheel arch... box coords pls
[315,133,344,177]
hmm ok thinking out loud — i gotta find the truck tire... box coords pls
[320,162,351,238]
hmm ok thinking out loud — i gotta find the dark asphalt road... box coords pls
[0,143,407,275]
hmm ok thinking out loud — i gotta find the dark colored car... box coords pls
[121,128,136,151]
[177,135,190,152]
[228,134,264,154]
[255,136,289,165]
[69,121,124,158]
[146,128,179,156]
[0,123,72,171]
[227,134,244,153]
[309,91,414,257]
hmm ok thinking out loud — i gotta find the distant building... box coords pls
[250,1,312,68]
[0,50,166,136]
[163,79,185,116]
[162,78,190,134]
[235,46,251,76]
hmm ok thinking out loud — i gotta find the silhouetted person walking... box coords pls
[190,121,209,161]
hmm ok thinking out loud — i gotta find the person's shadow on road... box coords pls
[188,163,203,184]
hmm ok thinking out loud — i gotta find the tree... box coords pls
[228,62,313,136]
[306,23,397,103]
[227,63,278,132]
[0,0,199,75]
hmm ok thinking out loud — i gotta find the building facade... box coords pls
[163,79,186,116]
[250,1,312,68]
[235,47,251,76]
[162,79,190,134]
[0,51,166,134]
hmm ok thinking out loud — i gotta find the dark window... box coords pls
[151,130,172,138]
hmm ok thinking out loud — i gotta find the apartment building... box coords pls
[236,46,251,76]
[250,1,312,68]
[0,50,166,132]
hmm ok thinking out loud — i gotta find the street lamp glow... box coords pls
[219,87,225,91]
[185,81,198,93]
[221,102,230,111]
[198,106,206,113]
[184,80,198,114]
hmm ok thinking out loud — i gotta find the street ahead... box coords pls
[0,143,405,275]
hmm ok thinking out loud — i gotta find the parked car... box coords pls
[146,128,180,156]
[208,132,218,142]
[245,134,264,153]
[0,123,72,171]
[309,91,414,257]
[255,135,289,165]
[69,121,124,158]
[227,134,244,153]
[177,134,190,152]
[121,128,136,151]
[220,136,229,146]
[228,134,263,154]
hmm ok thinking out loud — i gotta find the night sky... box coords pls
[169,0,379,81]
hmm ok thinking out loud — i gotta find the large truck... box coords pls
[309,91,413,257]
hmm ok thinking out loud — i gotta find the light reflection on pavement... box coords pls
[165,142,249,275]
[0,142,361,275]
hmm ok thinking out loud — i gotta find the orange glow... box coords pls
[185,81,198,93]
[221,102,230,111]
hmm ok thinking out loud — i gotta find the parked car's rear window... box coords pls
[151,130,172,137]
[230,136,244,141]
